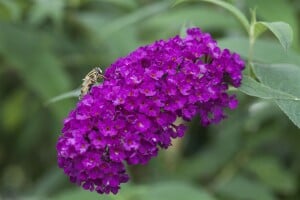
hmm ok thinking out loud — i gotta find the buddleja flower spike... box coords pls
[56,27,245,194]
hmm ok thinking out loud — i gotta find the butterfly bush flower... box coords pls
[56,28,245,194]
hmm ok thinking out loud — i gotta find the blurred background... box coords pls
[0,0,300,199]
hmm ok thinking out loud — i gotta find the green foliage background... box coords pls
[0,0,300,199]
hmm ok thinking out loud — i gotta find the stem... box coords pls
[247,9,257,78]
[247,27,256,77]
[248,29,255,65]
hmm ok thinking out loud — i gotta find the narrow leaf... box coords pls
[96,0,137,9]
[218,37,300,65]
[254,21,293,51]
[214,176,276,200]
[45,89,80,105]
[144,6,239,35]
[245,0,298,48]
[253,63,300,128]
[253,22,267,38]
[253,63,300,98]
[141,182,216,200]
[0,23,72,100]
[239,76,296,100]
[246,156,296,194]
[174,0,250,33]
[101,1,170,37]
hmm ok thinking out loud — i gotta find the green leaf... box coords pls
[253,63,300,128]
[100,1,171,38]
[142,5,239,39]
[239,76,295,100]
[254,21,293,51]
[179,22,189,38]
[245,121,282,150]
[29,0,64,26]
[245,0,298,48]
[214,176,276,200]
[275,99,300,128]
[0,23,72,100]
[246,156,297,194]
[53,181,215,200]
[140,182,216,200]
[54,189,114,200]
[96,0,138,9]
[106,27,140,59]
[218,37,300,65]
[179,121,242,180]
[174,0,250,33]
[253,63,300,100]
[46,89,80,105]
[179,148,233,179]
[253,21,266,39]
[32,168,68,196]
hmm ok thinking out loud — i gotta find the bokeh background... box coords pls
[1,0,300,199]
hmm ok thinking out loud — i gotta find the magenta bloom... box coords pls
[56,28,245,194]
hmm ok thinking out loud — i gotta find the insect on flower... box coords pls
[79,67,104,99]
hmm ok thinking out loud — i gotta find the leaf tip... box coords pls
[172,0,186,7]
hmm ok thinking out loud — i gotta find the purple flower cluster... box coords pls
[56,28,244,194]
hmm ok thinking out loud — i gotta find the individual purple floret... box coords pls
[56,27,245,194]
